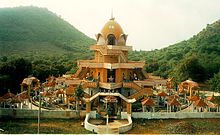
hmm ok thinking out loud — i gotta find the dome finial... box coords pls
[110,8,115,20]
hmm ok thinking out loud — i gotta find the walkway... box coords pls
[199,91,220,96]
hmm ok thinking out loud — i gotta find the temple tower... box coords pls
[76,18,146,86]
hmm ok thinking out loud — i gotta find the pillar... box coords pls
[28,85,31,97]
[86,101,91,113]
[142,105,145,112]
[157,97,159,105]
[127,103,132,114]
[189,87,192,97]
[21,85,24,92]
[30,98,32,110]
[67,96,69,109]
[187,85,190,93]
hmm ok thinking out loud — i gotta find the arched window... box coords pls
[107,34,116,45]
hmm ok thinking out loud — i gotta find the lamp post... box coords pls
[106,113,109,134]
[38,86,42,134]
[106,100,109,134]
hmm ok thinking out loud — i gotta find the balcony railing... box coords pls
[90,45,132,51]
[90,45,132,56]
[99,82,122,89]
[77,60,145,69]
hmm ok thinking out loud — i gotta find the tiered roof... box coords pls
[56,89,65,95]
[188,95,200,102]
[193,99,207,107]
[157,91,168,97]
[141,98,155,106]
[2,92,15,99]
[168,98,181,106]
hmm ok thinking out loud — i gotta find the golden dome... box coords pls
[100,18,124,40]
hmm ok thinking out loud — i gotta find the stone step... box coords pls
[97,126,119,134]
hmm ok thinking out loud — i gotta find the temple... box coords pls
[55,17,166,133]
[67,18,155,113]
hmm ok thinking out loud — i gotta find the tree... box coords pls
[1,56,8,62]
[0,58,32,95]
[171,55,207,83]
[208,71,220,92]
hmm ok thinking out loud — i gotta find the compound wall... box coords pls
[0,108,86,119]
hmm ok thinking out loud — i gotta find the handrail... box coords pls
[123,82,153,100]
[118,113,133,133]
[123,82,142,91]
[73,67,82,78]
[84,113,99,133]
[88,92,136,103]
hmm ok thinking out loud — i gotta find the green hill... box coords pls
[129,19,220,85]
[0,6,95,95]
[0,6,95,59]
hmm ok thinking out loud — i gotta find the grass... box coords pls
[1,118,220,134]
[0,118,92,134]
[128,118,220,134]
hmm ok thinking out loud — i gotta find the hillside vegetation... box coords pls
[129,20,220,89]
[0,6,95,95]
[0,6,94,58]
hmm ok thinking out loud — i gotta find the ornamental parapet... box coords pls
[77,60,145,69]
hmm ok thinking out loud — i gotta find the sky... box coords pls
[1,0,220,51]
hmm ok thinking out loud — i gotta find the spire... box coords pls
[110,8,115,20]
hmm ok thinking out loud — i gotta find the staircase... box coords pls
[129,90,145,100]
[74,67,89,79]
[84,93,91,98]
[123,82,142,92]
[72,67,82,78]
[128,88,153,100]
[123,82,153,100]
[97,126,119,134]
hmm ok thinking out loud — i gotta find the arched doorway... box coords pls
[107,34,116,45]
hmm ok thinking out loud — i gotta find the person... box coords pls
[133,73,138,80]
[108,76,114,82]
[123,73,126,82]
[85,72,90,80]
